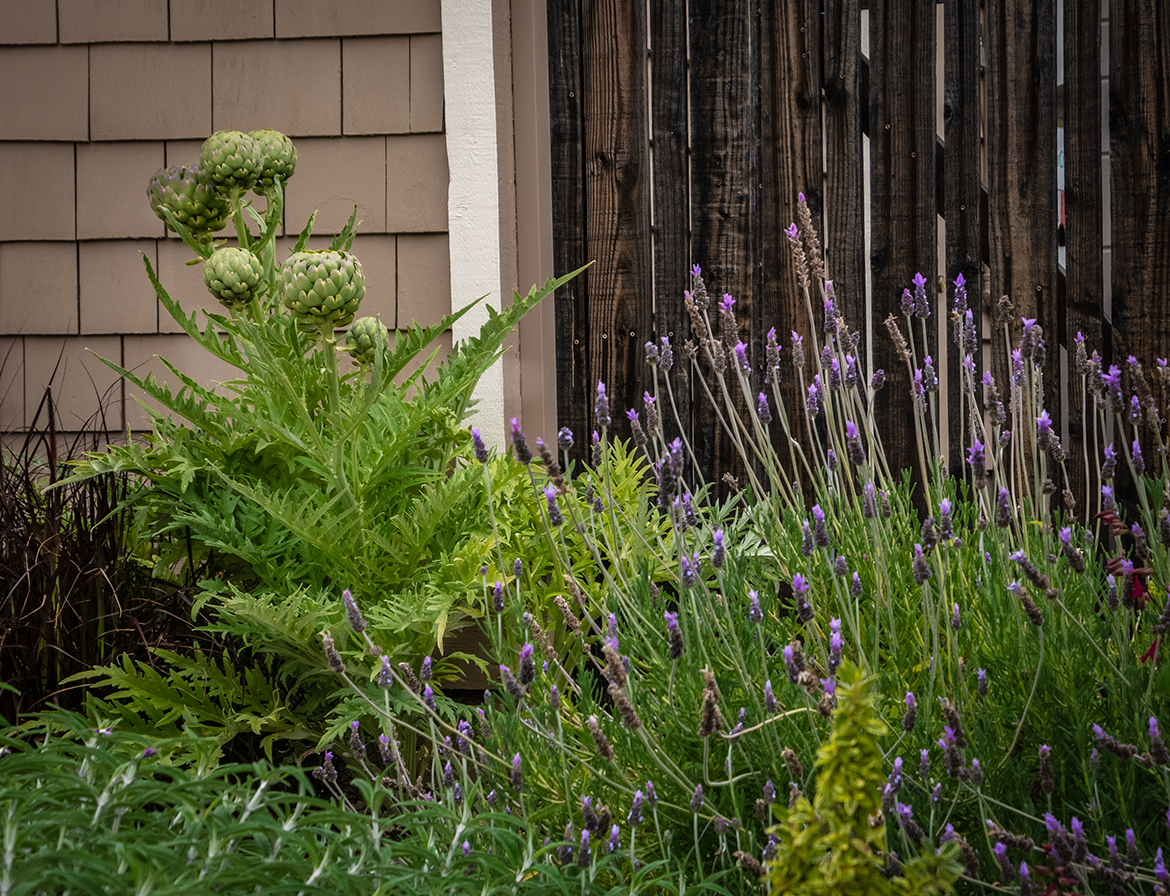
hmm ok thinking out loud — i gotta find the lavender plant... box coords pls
[311,194,1170,894]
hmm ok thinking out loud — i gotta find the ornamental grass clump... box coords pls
[309,191,1170,894]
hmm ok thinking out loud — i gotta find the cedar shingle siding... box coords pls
[0,0,449,438]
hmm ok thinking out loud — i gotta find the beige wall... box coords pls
[0,0,451,437]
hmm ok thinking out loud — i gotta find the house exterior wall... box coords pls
[0,0,454,439]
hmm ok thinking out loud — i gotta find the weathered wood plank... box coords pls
[649,0,691,451]
[1110,0,1170,429]
[943,0,983,479]
[822,0,864,337]
[868,0,938,484]
[761,0,823,494]
[1063,0,1103,519]
[689,0,754,493]
[985,0,1059,429]
[547,0,590,455]
[582,0,653,441]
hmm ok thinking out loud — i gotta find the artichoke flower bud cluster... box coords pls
[281,249,366,332]
[200,129,264,191]
[248,129,297,192]
[203,247,265,309]
[345,316,390,365]
[147,164,230,236]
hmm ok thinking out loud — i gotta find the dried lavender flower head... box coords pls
[343,588,367,634]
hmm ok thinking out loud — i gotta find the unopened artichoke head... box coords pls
[200,130,263,191]
[204,247,265,309]
[345,316,390,366]
[281,250,366,332]
[249,130,297,193]
[147,164,230,236]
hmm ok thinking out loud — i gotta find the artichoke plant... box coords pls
[147,164,230,236]
[281,250,366,333]
[249,129,297,192]
[204,247,265,309]
[344,316,390,366]
[200,130,263,191]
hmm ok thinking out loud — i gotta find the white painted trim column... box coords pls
[441,0,506,449]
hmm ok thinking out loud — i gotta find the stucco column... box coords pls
[442,0,506,448]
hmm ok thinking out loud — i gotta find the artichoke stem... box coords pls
[229,185,252,250]
[321,332,363,545]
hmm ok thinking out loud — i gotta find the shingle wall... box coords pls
[0,0,449,438]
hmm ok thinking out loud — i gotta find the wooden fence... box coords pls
[546,0,1170,507]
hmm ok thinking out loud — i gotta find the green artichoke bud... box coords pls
[204,247,265,309]
[199,130,262,190]
[345,316,390,365]
[147,164,230,235]
[248,129,297,191]
[281,250,366,331]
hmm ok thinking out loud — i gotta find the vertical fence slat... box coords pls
[583,0,653,435]
[868,0,938,481]
[690,0,754,491]
[943,0,983,478]
[822,0,865,337]
[759,0,822,490]
[1109,0,1170,387]
[986,0,1059,425]
[547,0,589,452]
[1064,0,1103,520]
[649,1,691,449]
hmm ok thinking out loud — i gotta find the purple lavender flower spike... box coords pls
[748,590,763,624]
[691,785,703,813]
[952,603,961,631]
[471,427,489,463]
[609,824,620,853]
[595,381,611,427]
[712,529,726,569]
[757,391,772,424]
[510,418,532,465]
[734,340,750,372]
[557,427,573,451]
[764,679,777,714]
[851,571,862,596]
[784,223,800,242]
[492,581,504,612]
[628,790,644,828]
[680,554,696,589]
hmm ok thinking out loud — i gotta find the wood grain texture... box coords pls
[583,0,653,440]
[942,0,983,478]
[1109,0,1170,383]
[689,0,753,493]
[649,0,692,451]
[985,0,1059,420]
[761,0,823,490]
[868,0,937,482]
[547,0,590,455]
[1063,0,1103,519]
[822,0,864,335]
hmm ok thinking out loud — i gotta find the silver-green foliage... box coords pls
[66,132,582,758]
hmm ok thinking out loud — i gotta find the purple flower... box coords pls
[594,381,611,427]
[764,679,777,714]
[712,529,726,569]
[511,752,523,792]
[471,427,489,463]
[680,554,697,588]
[511,418,532,465]
[628,790,644,827]
[792,573,809,598]
[557,427,573,451]
[784,223,800,242]
[734,340,750,372]
[544,484,563,527]
[691,785,703,813]
[757,391,771,425]
[748,590,763,624]
[492,581,504,612]
[343,588,367,634]
[609,824,620,853]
